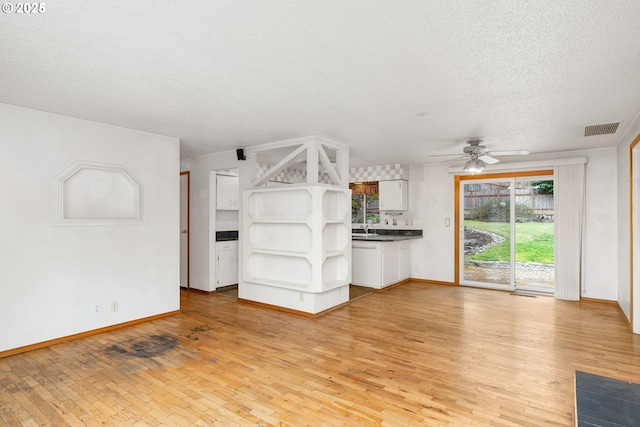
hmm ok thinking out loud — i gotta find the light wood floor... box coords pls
[2,282,639,426]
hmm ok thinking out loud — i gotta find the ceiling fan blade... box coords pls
[486,150,529,156]
[438,155,468,164]
[478,155,500,164]
[428,153,463,158]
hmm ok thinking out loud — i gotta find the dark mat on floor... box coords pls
[575,371,640,426]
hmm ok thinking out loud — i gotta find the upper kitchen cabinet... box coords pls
[216,174,239,210]
[379,179,408,211]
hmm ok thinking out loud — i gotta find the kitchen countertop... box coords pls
[352,229,422,242]
[352,234,421,242]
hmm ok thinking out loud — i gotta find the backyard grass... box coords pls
[465,220,554,264]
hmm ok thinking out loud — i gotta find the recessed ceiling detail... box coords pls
[584,122,620,137]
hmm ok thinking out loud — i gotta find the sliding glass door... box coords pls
[462,179,513,290]
[460,174,554,293]
[513,178,555,293]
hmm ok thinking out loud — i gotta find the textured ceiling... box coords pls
[1,1,640,167]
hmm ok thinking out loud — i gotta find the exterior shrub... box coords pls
[469,200,534,222]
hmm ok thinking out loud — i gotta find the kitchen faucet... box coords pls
[360,223,370,234]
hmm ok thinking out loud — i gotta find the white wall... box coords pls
[180,150,240,291]
[406,164,455,282]
[617,115,640,329]
[184,145,621,303]
[0,103,180,353]
[581,148,618,300]
[407,148,619,300]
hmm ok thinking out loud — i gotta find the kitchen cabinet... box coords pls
[379,179,408,211]
[399,246,411,279]
[216,174,239,210]
[383,244,400,286]
[352,240,411,288]
[216,240,238,287]
[352,243,383,288]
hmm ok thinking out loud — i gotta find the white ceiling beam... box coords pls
[318,144,341,185]
[251,143,307,187]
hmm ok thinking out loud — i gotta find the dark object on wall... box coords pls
[236,149,246,161]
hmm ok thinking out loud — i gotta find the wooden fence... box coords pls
[463,182,554,221]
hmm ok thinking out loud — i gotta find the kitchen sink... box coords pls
[352,234,380,240]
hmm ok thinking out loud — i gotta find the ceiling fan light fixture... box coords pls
[463,158,486,174]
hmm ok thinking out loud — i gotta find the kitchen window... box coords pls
[350,181,379,224]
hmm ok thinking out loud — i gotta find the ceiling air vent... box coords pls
[584,122,620,137]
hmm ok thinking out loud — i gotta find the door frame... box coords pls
[454,170,554,286]
[630,134,640,331]
[180,171,190,290]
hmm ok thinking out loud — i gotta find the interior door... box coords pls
[180,171,190,289]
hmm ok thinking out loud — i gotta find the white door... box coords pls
[180,172,190,288]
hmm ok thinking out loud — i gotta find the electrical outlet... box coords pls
[93,303,102,315]
[299,292,304,302]
[111,301,119,312]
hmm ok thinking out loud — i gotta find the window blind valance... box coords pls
[349,181,378,195]
[448,157,587,175]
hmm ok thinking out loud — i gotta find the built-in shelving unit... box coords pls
[239,136,351,314]
[244,185,350,294]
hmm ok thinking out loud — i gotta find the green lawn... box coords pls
[465,220,554,264]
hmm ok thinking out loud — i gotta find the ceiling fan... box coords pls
[431,138,529,173]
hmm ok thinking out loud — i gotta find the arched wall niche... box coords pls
[53,161,143,226]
